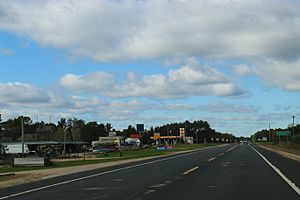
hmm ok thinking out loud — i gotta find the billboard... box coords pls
[136,124,145,133]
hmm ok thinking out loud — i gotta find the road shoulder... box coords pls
[258,144,300,163]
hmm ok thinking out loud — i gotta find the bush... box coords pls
[291,134,300,144]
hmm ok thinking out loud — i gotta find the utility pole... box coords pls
[269,123,271,143]
[292,116,295,136]
[21,116,24,157]
[63,126,68,157]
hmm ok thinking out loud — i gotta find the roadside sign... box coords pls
[180,128,185,134]
[179,128,185,138]
[153,133,160,140]
[276,131,290,136]
[109,132,117,137]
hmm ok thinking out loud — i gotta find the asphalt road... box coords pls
[1,144,300,200]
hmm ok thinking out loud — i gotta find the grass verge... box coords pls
[0,143,217,174]
[258,142,300,156]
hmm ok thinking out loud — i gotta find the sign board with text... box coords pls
[276,131,290,136]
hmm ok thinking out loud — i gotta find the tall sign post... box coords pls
[180,128,185,144]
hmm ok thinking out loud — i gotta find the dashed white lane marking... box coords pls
[149,183,166,188]
[226,145,238,153]
[208,157,216,162]
[251,146,300,197]
[144,190,156,195]
[217,153,224,157]
[183,166,199,175]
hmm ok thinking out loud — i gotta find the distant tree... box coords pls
[0,116,32,141]
[121,125,137,138]
[0,112,2,141]
[58,118,67,127]
[105,123,112,133]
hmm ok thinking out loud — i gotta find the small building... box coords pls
[92,136,124,147]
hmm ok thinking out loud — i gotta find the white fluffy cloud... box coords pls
[0,0,299,61]
[59,64,246,99]
[233,59,300,91]
[0,82,51,104]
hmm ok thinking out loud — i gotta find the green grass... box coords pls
[259,142,300,156]
[0,143,217,174]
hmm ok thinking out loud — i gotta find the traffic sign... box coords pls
[276,131,290,136]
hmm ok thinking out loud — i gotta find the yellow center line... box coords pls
[183,166,199,175]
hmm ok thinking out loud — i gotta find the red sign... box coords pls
[130,134,142,139]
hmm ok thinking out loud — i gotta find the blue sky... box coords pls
[0,0,300,136]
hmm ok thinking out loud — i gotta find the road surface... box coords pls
[1,144,300,200]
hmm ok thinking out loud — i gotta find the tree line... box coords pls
[0,115,236,144]
[252,124,300,144]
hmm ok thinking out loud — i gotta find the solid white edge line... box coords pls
[250,145,300,197]
[0,145,223,200]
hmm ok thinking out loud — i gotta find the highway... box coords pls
[1,144,300,200]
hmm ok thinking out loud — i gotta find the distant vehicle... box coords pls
[4,144,30,155]
[243,140,248,144]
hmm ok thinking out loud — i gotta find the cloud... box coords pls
[232,59,300,91]
[199,102,258,113]
[59,63,247,99]
[254,59,300,91]
[0,82,51,104]
[0,0,299,61]
[59,72,114,92]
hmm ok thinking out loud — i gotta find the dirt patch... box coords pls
[0,173,42,189]
[259,145,300,163]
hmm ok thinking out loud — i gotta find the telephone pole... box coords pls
[292,116,295,136]
[268,123,271,143]
[21,116,24,157]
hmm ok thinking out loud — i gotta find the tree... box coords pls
[58,118,67,127]
[121,125,137,138]
[105,123,112,133]
[0,112,2,141]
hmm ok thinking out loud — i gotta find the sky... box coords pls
[0,0,299,137]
